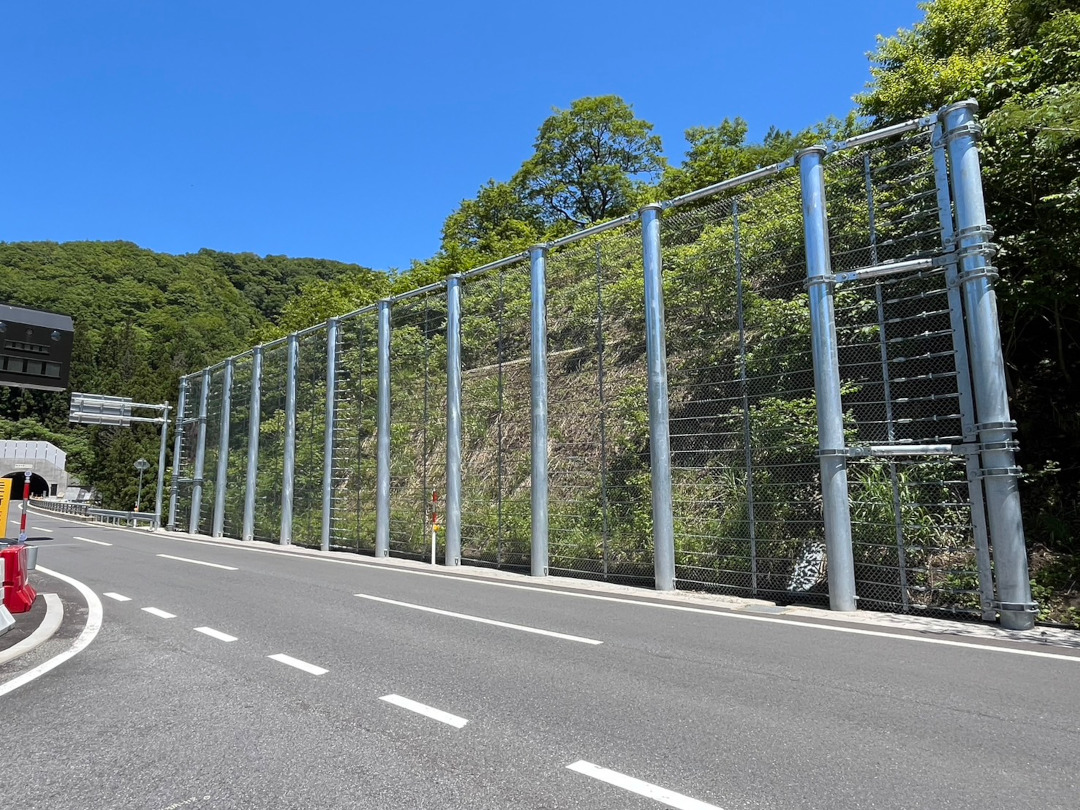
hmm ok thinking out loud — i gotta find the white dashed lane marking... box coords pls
[379,694,468,729]
[268,654,327,676]
[104,592,131,602]
[143,607,176,619]
[157,554,237,571]
[74,536,112,546]
[195,627,238,643]
[566,761,723,810]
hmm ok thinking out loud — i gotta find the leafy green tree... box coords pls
[514,95,665,226]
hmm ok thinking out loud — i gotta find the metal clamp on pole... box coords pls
[985,599,1039,615]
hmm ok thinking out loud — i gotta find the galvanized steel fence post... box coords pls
[943,102,1035,630]
[530,245,549,577]
[155,403,170,530]
[445,276,463,567]
[280,334,299,545]
[321,320,338,552]
[375,300,391,557]
[931,118,996,620]
[211,359,233,538]
[798,147,857,612]
[641,204,676,592]
[167,377,188,530]
[188,368,211,535]
[242,347,262,542]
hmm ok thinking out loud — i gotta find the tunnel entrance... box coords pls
[2,472,51,499]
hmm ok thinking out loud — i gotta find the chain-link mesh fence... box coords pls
[545,226,652,583]
[389,292,448,560]
[331,311,379,553]
[169,112,1017,622]
[460,262,532,569]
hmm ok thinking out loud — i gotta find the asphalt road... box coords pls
[2,509,1078,810]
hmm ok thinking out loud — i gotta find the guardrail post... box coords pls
[154,403,170,530]
[211,359,233,538]
[641,205,676,591]
[242,347,262,542]
[167,377,188,530]
[798,146,857,612]
[188,369,211,534]
[280,334,299,545]
[321,320,338,552]
[529,245,550,577]
[445,276,463,566]
[943,101,1035,630]
[375,300,392,557]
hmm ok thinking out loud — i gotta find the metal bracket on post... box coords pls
[445,276,463,567]
[640,204,676,592]
[798,146,857,613]
[529,245,550,578]
[944,100,1034,630]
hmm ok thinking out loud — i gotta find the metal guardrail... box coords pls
[29,499,158,529]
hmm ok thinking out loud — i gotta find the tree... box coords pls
[514,96,665,226]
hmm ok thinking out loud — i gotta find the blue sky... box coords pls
[1,1,923,273]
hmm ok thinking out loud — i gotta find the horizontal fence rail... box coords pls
[166,103,1036,629]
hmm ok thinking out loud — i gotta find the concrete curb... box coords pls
[0,593,63,665]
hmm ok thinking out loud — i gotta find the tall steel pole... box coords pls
[321,320,338,552]
[154,403,169,530]
[167,377,188,531]
[445,276,463,567]
[280,334,298,545]
[943,101,1035,630]
[242,347,262,542]
[529,246,550,577]
[798,146,857,612]
[375,300,392,557]
[188,368,211,535]
[211,359,234,538]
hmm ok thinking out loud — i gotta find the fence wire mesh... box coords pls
[331,311,379,553]
[545,225,652,583]
[389,292,447,559]
[170,112,1015,622]
[460,262,532,569]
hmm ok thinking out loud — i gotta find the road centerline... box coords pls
[143,607,176,619]
[195,627,238,642]
[379,694,468,729]
[157,554,238,571]
[268,654,327,676]
[355,593,603,645]
[567,760,723,810]
[74,536,112,546]
[103,592,131,602]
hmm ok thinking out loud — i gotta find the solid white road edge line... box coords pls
[268,653,328,676]
[104,592,132,602]
[355,593,603,645]
[567,760,723,810]
[157,554,237,571]
[31,510,1080,663]
[379,694,468,729]
[0,594,63,665]
[0,567,104,698]
[74,536,112,546]
[195,627,238,642]
[143,607,176,619]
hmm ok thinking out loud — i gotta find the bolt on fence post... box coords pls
[931,120,996,621]
[943,101,1034,630]
[280,334,299,545]
[641,204,676,592]
[445,276,463,567]
[167,377,188,530]
[155,403,170,530]
[242,347,262,542]
[375,299,392,557]
[321,319,338,552]
[529,245,549,577]
[798,147,857,612]
[211,359,234,538]
[188,368,211,535]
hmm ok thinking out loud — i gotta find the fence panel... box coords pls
[331,310,379,553]
[252,342,288,542]
[459,261,532,569]
[545,226,652,583]
[389,291,448,559]
[221,354,252,539]
[291,328,328,548]
[172,373,201,531]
